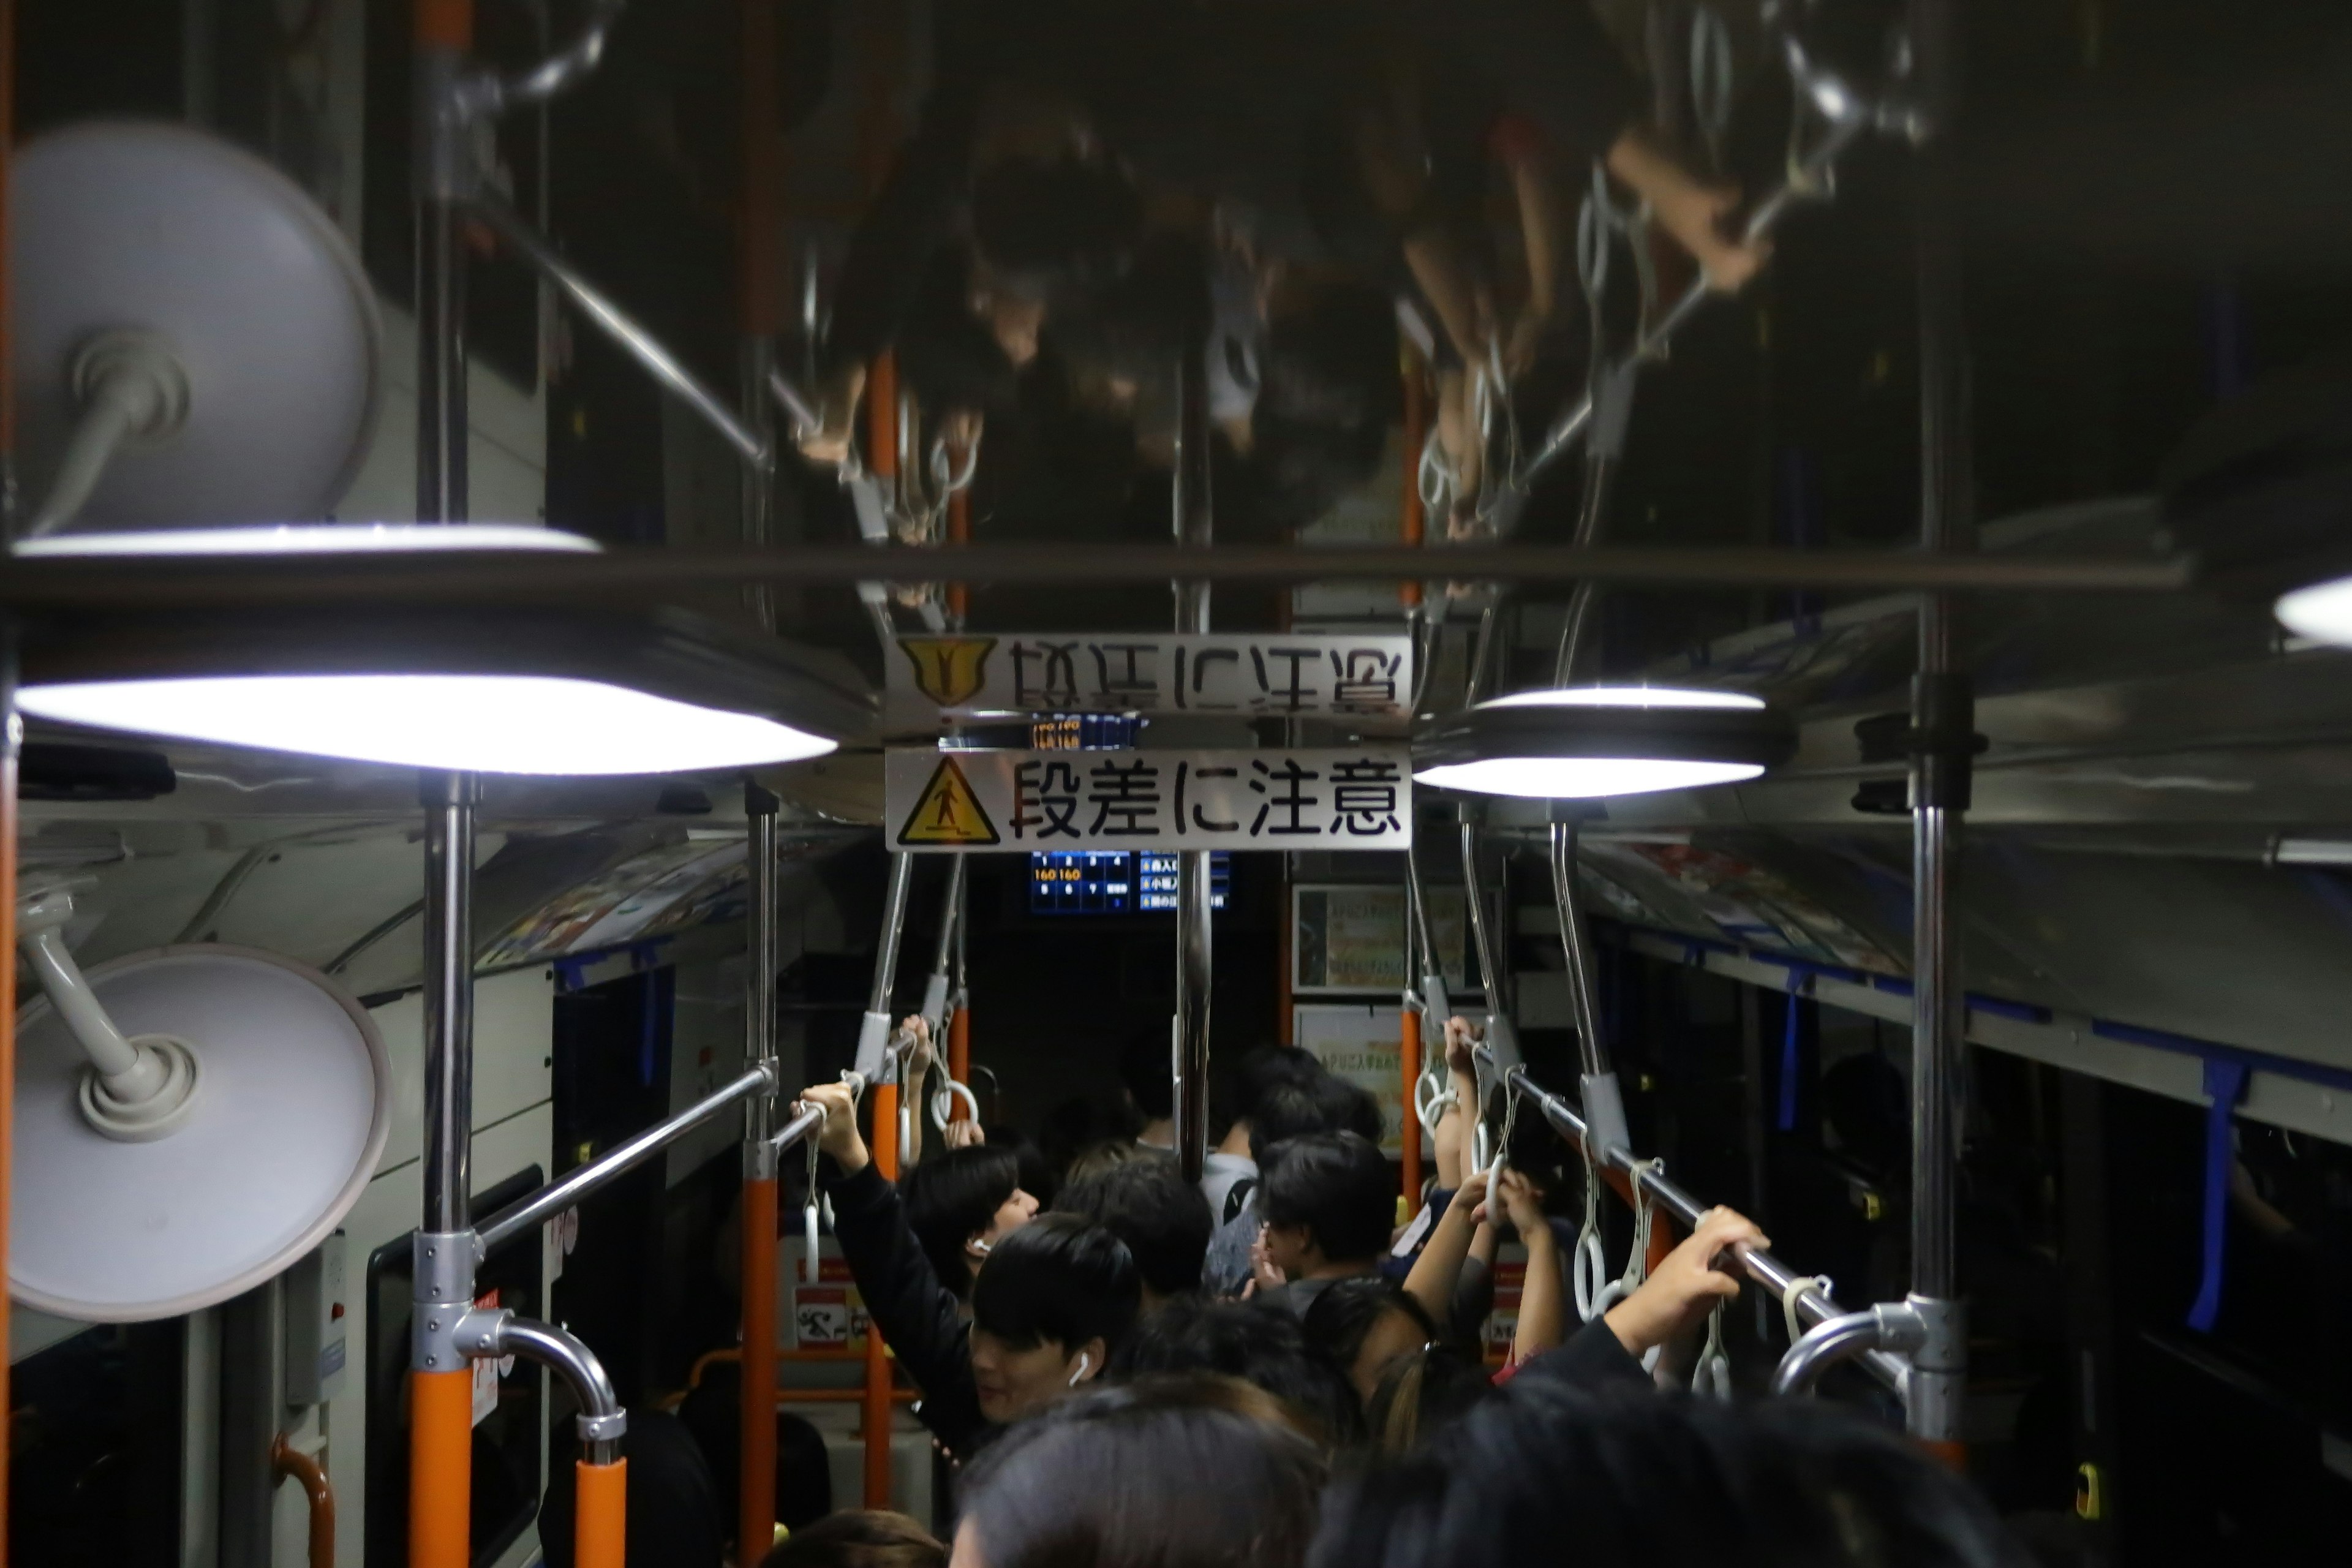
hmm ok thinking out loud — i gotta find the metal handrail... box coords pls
[1492,1057,1908,1395]
[475,1063,776,1254]
[484,1316,627,1462]
[769,1101,826,1157]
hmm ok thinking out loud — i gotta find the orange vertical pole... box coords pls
[862,1082,900,1506]
[1400,1011,1423,1209]
[737,1177,778,1559]
[411,10,475,1568]
[947,1009,973,1120]
[409,1371,475,1568]
[573,1458,629,1568]
[946,481,971,625]
[737,2,784,1549]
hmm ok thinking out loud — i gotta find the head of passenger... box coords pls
[1110,1294,1361,1447]
[761,1510,946,1568]
[1117,1027,1177,1148]
[900,1145,1036,1302]
[971,156,1143,366]
[1311,1073,1385,1145]
[1215,1046,1324,1150]
[1300,1276,1436,1410]
[1363,1343,1492,1455]
[968,1214,1140,1425]
[1235,270,1398,528]
[1314,1377,2032,1568]
[951,1377,1327,1568]
[1258,1131,1393,1282]
[1055,1153,1215,1310]
[1247,1081,1336,1166]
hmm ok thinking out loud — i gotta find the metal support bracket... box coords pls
[410,1230,481,1373]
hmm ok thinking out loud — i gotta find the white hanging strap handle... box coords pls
[1414,1068,1459,1140]
[1594,1158,1664,1319]
[800,1114,823,1284]
[1692,1300,1732,1400]
[1571,1137,1609,1323]
[930,1076,982,1131]
[1782,1273,1836,1346]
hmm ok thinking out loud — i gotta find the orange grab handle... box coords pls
[409,1370,474,1568]
[272,1434,336,1568]
[574,1458,628,1568]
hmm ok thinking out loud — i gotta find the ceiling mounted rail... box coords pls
[0,544,2198,611]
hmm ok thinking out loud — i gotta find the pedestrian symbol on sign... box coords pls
[898,755,1001,846]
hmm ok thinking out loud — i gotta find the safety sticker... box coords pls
[886,747,1413,853]
[884,632,1413,725]
[896,755,1002,846]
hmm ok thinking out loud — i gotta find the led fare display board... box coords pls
[1030,851,1231,915]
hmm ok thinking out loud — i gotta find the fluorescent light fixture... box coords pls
[1414,685,1795,801]
[14,522,601,557]
[2275,576,2352,647]
[21,674,835,775]
[18,527,874,774]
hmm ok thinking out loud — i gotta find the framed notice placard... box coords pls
[1292,884,1474,995]
[1292,1003,1488,1156]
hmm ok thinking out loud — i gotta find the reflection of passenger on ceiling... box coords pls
[796,1,1766,540]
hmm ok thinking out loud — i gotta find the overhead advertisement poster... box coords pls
[886,632,1413,723]
[885,747,1414,853]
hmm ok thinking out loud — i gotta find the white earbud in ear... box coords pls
[970,1236,993,1257]
[1067,1352,1091,1387]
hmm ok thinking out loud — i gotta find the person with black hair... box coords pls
[1055,1154,1216,1308]
[1201,1077,1353,1295]
[762,1510,947,1568]
[1299,1275,1437,1409]
[950,1377,1327,1568]
[1107,1294,1361,1447]
[899,1144,1039,1303]
[1316,1374,2032,1568]
[1202,1045,1324,1221]
[1254,1131,1396,1316]
[799,1082,1142,1460]
[1117,1025,1178,1151]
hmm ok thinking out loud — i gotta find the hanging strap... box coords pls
[1782,1272,1834,1345]
[1572,1137,1610,1323]
[2187,1056,2252,1333]
[1691,1300,1732,1400]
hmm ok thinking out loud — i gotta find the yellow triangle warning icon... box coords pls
[898,636,997,707]
[897,756,1000,846]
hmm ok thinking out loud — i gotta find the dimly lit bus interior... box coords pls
[5,3,2352,1567]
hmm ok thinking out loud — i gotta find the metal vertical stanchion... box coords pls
[1172,346,1215,1184]
[411,770,479,1568]
[1904,0,1972,1461]
[859,851,914,1507]
[739,784,782,1560]
[1549,813,1631,1161]
[408,11,478,1562]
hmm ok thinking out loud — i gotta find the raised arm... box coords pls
[1403,1167,1491,1327]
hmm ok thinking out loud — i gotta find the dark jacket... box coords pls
[820,1161,994,1461]
[1517,1317,1653,1393]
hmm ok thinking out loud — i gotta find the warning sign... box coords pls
[884,631,1414,726]
[898,636,997,706]
[886,747,1413,853]
[896,755,1002,846]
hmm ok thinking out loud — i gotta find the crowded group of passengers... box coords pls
[792,0,1777,559]
[718,1012,2027,1568]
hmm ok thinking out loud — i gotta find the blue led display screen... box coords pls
[1030,851,1230,914]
